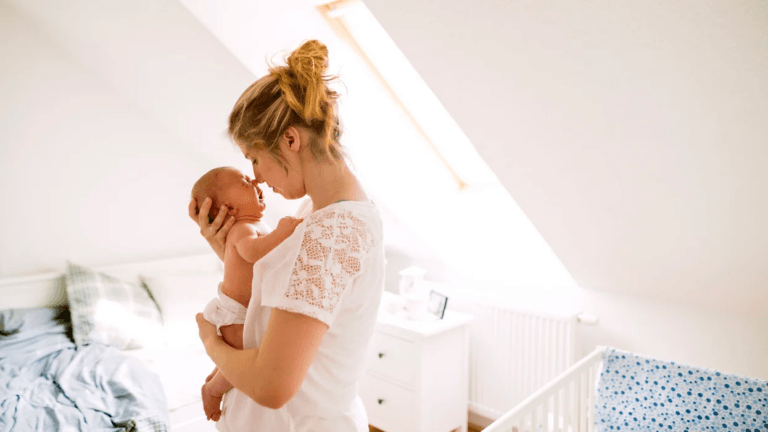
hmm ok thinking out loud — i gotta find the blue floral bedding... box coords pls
[0,307,170,431]
[596,347,768,432]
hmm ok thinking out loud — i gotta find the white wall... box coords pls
[439,282,768,380]
[576,289,768,380]
[0,1,295,278]
[363,0,768,312]
[362,0,768,379]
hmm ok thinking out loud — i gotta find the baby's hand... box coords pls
[275,216,303,238]
[201,381,223,422]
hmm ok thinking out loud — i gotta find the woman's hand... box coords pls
[196,313,221,353]
[188,197,236,261]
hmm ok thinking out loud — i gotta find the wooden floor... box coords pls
[369,425,483,432]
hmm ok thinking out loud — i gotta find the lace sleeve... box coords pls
[262,207,375,326]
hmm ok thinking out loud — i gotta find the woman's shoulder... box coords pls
[296,200,382,253]
[307,200,380,230]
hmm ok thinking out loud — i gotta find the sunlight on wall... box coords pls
[321,1,578,290]
[337,1,495,187]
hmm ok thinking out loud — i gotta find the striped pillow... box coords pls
[65,262,163,349]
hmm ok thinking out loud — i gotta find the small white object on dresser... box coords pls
[360,291,474,432]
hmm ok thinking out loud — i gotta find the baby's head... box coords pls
[191,166,265,224]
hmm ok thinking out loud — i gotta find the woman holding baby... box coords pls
[188,39,385,431]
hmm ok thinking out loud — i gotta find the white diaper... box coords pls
[203,283,248,336]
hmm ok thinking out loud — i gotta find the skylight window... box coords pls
[319,0,497,190]
[317,0,577,289]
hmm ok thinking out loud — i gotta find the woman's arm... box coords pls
[196,309,327,409]
[188,197,236,261]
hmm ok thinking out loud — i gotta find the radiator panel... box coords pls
[449,299,577,420]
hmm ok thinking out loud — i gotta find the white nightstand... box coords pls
[360,291,474,432]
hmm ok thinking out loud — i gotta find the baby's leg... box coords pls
[219,323,244,350]
[205,366,217,383]
[200,323,241,421]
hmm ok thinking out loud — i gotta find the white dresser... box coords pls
[360,291,474,432]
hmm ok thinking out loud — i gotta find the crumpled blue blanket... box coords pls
[595,347,767,432]
[0,307,170,432]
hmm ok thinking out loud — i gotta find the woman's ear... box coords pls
[282,126,302,154]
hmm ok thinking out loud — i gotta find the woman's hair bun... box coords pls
[287,39,329,79]
[280,39,334,123]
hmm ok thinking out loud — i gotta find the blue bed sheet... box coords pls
[0,307,170,432]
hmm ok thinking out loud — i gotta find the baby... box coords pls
[190,166,302,421]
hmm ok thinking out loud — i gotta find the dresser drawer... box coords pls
[359,372,417,431]
[366,331,418,387]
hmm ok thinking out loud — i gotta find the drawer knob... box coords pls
[378,352,385,358]
[378,398,384,405]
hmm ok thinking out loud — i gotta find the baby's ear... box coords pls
[224,204,238,216]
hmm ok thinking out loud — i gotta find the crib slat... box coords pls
[574,377,579,431]
[579,371,589,432]
[484,347,606,432]
[553,388,560,432]
[536,403,542,432]
[572,377,578,430]
[588,364,596,432]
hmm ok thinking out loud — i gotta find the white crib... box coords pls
[483,346,607,432]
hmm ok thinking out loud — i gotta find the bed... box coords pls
[483,346,768,432]
[0,253,225,432]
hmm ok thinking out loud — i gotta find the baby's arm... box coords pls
[235,217,303,263]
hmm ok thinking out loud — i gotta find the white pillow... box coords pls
[140,271,224,349]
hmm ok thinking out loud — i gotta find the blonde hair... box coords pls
[228,40,343,168]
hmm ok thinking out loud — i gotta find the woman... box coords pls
[188,39,385,431]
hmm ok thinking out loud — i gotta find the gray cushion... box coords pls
[65,262,163,349]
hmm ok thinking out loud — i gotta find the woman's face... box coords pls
[239,130,305,200]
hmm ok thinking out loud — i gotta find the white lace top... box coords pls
[217,198,385,432]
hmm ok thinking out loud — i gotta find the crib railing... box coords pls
[483,346,606,432]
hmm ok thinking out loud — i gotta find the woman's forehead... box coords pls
[239,143,268,158]
[237,141,257,155]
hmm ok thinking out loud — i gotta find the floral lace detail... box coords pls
[284,208,375,315]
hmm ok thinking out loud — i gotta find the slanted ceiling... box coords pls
[362,0,768,313]
[6,0,766,315]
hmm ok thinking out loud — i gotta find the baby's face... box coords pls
[220,167,266,220]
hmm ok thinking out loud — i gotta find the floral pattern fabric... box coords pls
[596,347,768,432]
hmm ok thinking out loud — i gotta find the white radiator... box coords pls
[446,293,578,422]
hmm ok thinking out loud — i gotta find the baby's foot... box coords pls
[201,382,223,422]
